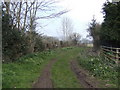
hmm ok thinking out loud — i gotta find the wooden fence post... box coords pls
[110,46,112,52]
[116,48,119,64]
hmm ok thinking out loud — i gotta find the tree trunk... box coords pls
[23,3,27,31]
[93,36,100,52]
[17,2,22,30]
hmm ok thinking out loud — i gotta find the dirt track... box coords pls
[32,59,57,88]
[32,58,103,88]
[70,60,101,88]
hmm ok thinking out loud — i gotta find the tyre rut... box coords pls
[70,60,100,89]
[32,59,57,88]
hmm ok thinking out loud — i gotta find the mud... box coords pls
[32,59,57,88]
[70,60,101,89]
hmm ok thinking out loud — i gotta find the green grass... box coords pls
[76,48,119,88]
[51,47,83,88]
[2,50,57,88]
[2,47,83,88]
[4,47,117,88]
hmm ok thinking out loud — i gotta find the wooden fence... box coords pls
[101,46,120,64]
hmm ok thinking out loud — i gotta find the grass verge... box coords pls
[2,50,57,88]
[51,47,84,88]
[76,47,119,88]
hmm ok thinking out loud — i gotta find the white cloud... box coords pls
[59,0,106,22]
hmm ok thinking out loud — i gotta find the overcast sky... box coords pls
[38,0,112,40]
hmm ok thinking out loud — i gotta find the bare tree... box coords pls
[61,17,74,41]
[22,2,28,31]
[69,33,81,45]
[17,2,22,30]
[3,0,68,48]
[2,0,68,31]
[2,0,69,53]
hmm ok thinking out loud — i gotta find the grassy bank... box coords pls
[51,47,83,88]
[2,50,57,88]
[76,48,119,88]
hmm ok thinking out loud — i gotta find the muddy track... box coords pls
[32,59,57,88]
[70,60,101,89]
